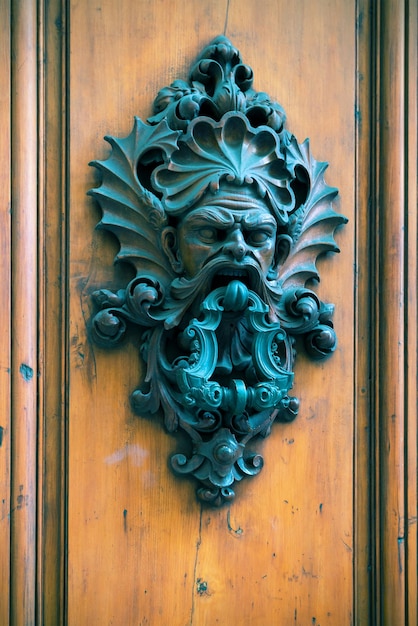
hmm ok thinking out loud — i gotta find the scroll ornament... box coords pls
[89,37,347,505]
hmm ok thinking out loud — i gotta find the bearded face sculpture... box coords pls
[89,37,347,505]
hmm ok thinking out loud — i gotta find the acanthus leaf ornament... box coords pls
[89,36,347,505]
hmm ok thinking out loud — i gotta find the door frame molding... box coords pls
[2,1,416,624]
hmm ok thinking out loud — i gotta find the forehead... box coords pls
[180,206,277,228]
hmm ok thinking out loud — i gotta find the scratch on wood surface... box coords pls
[302,566,319,579]
[397,513,405,573]
[79,287,98,380]
[223,0,230,35]
[341,537,353,552]
[226,509,243,536]
[190,506,203,624]
[1,486,30,521]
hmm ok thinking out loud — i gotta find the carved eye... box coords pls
[197,227,219,244]
[246,230,272,246]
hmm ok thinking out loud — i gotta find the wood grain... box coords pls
[405,5,417,625]
[36,0,67,623]
[2,0,415,623]
[354,2,373,621]
[377,2,407,623]
[0,1,11,624]
[10,1,38,624]
[67,1,355,624]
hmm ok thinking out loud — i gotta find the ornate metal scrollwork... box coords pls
[89,36,347,506]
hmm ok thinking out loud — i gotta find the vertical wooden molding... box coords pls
[0,1,11,624]
[377,0,413,623]
[10,1,38,624]
[349,2,416,622]
[3,1,414,622]
[354,1,373,623]
[37,0,68,623]
[405,3,417,625]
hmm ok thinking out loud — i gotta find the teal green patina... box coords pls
[89,36,347,505]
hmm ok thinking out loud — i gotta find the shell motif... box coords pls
[152,112,297,225]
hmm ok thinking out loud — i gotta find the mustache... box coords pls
[163,256,282,328]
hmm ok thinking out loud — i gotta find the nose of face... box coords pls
[223,228,248,261]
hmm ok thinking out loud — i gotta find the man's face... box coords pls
[176,199,277,279]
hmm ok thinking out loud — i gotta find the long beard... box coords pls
[162,256,282,329]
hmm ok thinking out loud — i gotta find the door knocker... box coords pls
[89,36,347,505]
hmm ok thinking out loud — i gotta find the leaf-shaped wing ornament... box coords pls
[278,136,348,290]
[88,118,181,286]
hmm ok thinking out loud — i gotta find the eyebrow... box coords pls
[183,208,277,229]
[183,208,235,228]
[242,214,277,229]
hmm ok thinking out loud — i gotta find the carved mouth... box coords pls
[211,269,250,289]
[211,267,251,290]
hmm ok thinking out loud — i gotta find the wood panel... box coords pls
[375,1,417,623]
[354,1,373,620]
[377,3,407,622]
[37,0,67,623]
[67,1,355,624]
[0,1,11,625]
[405,6,417,626]
[10,2,38,624]
[0,0,415,624]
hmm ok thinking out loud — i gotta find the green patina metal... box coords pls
[89,36,347,505]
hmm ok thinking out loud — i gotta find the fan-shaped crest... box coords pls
[152,112,296,225]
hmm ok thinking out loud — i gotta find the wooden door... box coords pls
[1,1,416,625]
